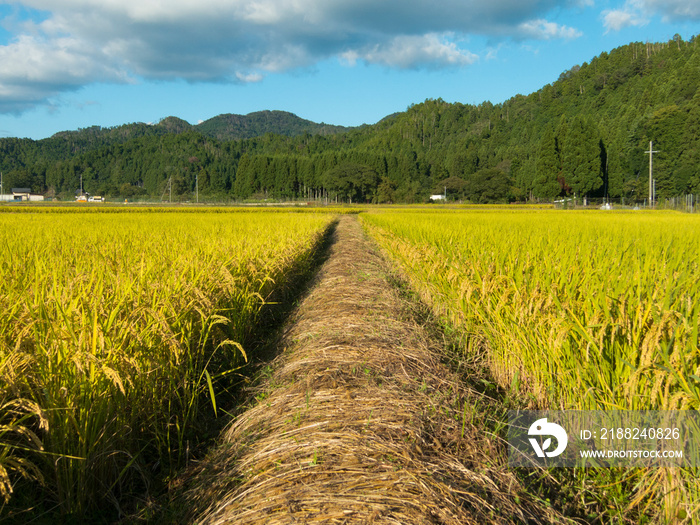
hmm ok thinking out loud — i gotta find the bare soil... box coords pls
[184,215,560,524]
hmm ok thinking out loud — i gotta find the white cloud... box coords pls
[349,33,478,69]
[518,19,583,40]
[601,8,647,32]
[0,32,128,113]
[235,71,264,83]
[633,0,700,21]
[0,0,594,113]
[602,0,700,33]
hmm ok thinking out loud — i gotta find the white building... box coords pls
[0,188,46,202]
[12,188,32,201]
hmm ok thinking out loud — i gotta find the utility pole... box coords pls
[645,141,659,207]
[196,172,199,204]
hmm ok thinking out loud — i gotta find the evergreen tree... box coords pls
[561,116,603,197]
[534,125,561,198]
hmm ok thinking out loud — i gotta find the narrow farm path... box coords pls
[185,215,559,524]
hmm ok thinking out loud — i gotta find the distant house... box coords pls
[12,188,31,201]
[430,194,445,201]
[10,188,44,202]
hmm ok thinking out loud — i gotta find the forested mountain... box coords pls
[196,111,352,140]
[0,111,349,179]
[1,36,699,203]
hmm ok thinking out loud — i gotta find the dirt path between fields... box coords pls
[184,215,559,524]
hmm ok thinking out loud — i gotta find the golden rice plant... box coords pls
[363,210,699,410]
[0,210,334,516]
[0,345,48,507]
[362,209,700,521]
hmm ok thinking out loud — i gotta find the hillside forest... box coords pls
[1,36,699,204]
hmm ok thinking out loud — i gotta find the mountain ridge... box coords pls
[195,110,353,140]
[43,110,355,146]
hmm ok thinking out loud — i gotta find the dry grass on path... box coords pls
[184,215,561,524]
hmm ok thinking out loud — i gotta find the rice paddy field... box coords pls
[361,208,700,522]
[0,207,335,519]
[1,204,699,523]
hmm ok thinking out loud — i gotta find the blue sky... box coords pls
[0,0,699,140]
